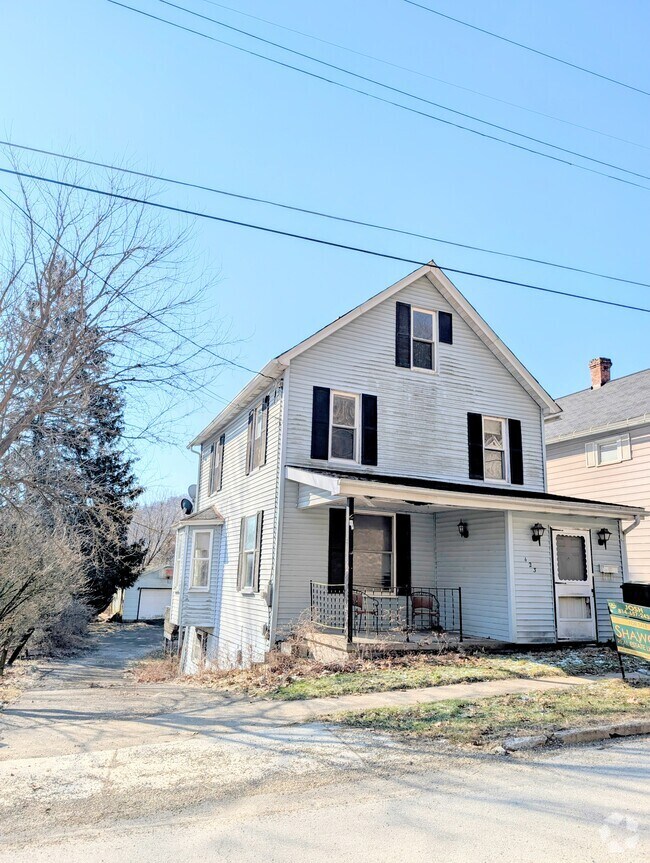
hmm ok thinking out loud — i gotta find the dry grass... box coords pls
[331,679,650,747]
[129,644,643,700]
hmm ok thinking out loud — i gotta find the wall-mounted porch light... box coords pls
[597,527,612,548]
[531,523,545,544]
[457,519,469,539]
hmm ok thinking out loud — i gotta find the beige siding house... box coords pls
[546,359,650,584]
[170,267,644,672]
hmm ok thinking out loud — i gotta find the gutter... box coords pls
[546,413,650,445]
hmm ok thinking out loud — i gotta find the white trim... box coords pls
[550,527,596,641]
[546,413,650,444]
[172,529,186,594]
[353,510,396,591]
[269,371,289,646]
[189,529,213,591]
[482,415,509,484]
[504,511,517,642]
[285,466,645,519]
[585,433,632,468]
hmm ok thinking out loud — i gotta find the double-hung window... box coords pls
[208,434,225,495]
[483,416,508,482]
[238,512,263,592]
[190,530,212,589]
[411,308,435,371]
[330,392,358,461]
[246,397,269,474]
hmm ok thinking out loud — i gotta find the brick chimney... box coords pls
[589,357,612,389]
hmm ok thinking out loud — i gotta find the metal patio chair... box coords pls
[353,589,379,635]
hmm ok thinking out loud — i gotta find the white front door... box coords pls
[552,529,596,641]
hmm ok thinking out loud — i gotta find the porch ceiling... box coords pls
[286,465,646,521]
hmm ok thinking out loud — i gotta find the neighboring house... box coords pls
[109,564,174,621]
[546,359,650,584]
[170,264,644,672]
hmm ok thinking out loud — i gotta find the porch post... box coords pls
[344,496,355,644]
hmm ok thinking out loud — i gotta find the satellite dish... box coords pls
[180,498,193,516]
[188,484,197,501]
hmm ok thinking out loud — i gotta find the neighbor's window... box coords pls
[412,308,435,371]
[586,434,631,468]
[238,512,262,591]
[483,416,507,481]
[330,392,358,461]
[190,530,212,589]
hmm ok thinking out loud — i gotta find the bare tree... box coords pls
[130,494,180,569]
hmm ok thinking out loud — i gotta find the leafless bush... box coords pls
[29,598,93,658]
[130,494,180,569]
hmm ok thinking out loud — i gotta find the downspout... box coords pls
[622,515,641,535]
[620,515,641,586]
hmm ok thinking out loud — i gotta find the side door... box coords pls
[551,529,596,641]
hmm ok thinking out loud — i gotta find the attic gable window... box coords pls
[412,308,435,371]
[330,392,358,461]
[245,396,269,474]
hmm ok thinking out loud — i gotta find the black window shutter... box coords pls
[236,517,246,590]
[261,395,270,466]
[254,510,264,591]
[395,302,411,367]
[395,514,411,596]
[361,394,378,466]
[208,442,216,495]
[508,418,524,485]
[216,433,225,491]
[467,413,484,480]
[327,508,346,594]
[311,386,330,459]
[438,311,453,344]
[245,410,254,475]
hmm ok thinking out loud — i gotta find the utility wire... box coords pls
[152,0,650,186]
[193,0,650,153]
[4,137,650,291]
[3,164,650,315]
[106,1,650,195]
[402,0,650,99]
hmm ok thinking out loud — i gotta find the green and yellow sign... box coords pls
[608,600,650,662]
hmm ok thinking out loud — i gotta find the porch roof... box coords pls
[173,505,225,529]
[285,465,645,520]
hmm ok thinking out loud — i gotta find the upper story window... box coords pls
[246,396,269,474]
[586,434,631,467]
[330,392,359,461]
[395,301,452,370]
[467,413,524,486]
[311,387,378,466]
[208,434,225,495]
[483,416,508,482]
[190,530,212,590]
[412,308,436,371]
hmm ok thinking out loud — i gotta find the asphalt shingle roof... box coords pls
[547,367,650,441]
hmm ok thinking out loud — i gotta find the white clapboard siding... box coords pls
[188,382,284,665]
[435,510,510,641]
[547,425,650,583]
[180,525,223,629]
[511,511,624,642]
[276,489,435,628]
[285,276,545,490]
[169,526,189,625]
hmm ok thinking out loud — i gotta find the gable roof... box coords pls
[546,367,650,443]
[190,264,560,446]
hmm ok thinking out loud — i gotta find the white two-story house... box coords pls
[170,264,644,671]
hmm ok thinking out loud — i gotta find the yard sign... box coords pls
[607,600,650,678]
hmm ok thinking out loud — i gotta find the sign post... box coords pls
[607,600,650,680]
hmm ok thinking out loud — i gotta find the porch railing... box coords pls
[309,582,463,640]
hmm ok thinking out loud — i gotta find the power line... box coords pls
[106,1,650,195]
[4,137,650,291]
[0,183,274,397]
[193,0,650,152]
[151,0,650,187]
[3,164,650,315]
[402,1,650,99]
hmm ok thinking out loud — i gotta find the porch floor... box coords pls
[304,628,509,662]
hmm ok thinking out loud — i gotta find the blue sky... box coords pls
[2,0,650,496]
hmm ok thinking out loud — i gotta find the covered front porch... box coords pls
[281,465,644,650]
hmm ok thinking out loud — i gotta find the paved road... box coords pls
[1,626,648,861]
